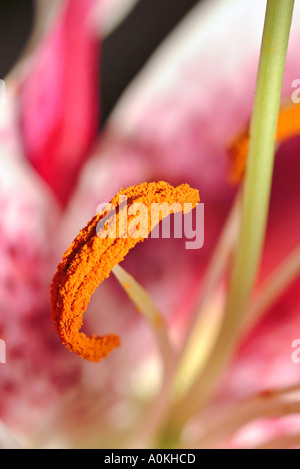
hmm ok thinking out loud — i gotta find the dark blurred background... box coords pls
[0,0,200,125]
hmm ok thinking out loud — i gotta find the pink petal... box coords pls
[19,0,100,205]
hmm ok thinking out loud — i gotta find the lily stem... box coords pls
[167,0,295,433]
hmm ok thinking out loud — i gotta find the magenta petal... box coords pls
[19,0,100,205]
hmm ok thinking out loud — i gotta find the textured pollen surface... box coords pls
[51,181,200,362]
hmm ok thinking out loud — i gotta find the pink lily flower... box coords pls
[1,0,300,449]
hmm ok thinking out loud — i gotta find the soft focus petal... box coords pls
[0,91,84,443]
[19,0,100,205]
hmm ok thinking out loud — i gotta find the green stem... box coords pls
[166,0,295,433]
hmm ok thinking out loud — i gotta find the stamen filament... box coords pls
[127,194,242,448]
[0,421,22,449]
[189,382,300,449]
[245,244,300,332]
[113,264,174,370]
[172,192,242,400]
